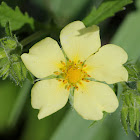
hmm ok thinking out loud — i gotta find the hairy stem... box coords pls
[20,30,47,47]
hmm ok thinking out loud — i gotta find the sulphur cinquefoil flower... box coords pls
[21,21,128,120]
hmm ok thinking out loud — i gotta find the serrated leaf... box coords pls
[124,93,131,106]
[21,62,27,79]
[83,0,132,26]
[137,81,140,93]
[1,37,17,52]
[121,90,140,136]
[0,23,32,86]
[121,106,128,133]
[2,70,9,80]
[26,71,34,84]
[124,62,140,81]
[12,62,22,81]
[0,47,6,59]
[0,2,34,31]
[126,81,137,90]
[0,63,10,77]
[129,107,137,130]
[10,67,19,85]
[0,57,8,68]
[135,108,140,136]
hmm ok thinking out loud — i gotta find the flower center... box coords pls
[54,60,91,90]
[67,67,81,84]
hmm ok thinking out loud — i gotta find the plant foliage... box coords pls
[0,23,33,86]
[0,2,34,31]
[83,0,132,26]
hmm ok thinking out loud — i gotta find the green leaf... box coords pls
[0,47,6,59]
[26,71,34,84]
[121,90,140,136]
[129,107,136,130]
[123,93,131,106]
[12,62,22,81]
[124,62,140,81]
[0,2,34,31]
[126,81,137,90]
[137,81,140,93]
[135,108,140,136]
[0,23,32,86]
[21,62,28,79]
[83,0,132,26]
[0,63,10,77]
[121,106,128,134]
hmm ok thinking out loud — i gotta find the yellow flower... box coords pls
[21,21,128,120]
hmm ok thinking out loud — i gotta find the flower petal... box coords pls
[31,79,69,119]
[21,37,65,78]
[74,81,118,120]
[85,44,128,84]
[60,21,101,62]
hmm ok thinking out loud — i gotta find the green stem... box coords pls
[7,80,32,128]
[20,30,47,47]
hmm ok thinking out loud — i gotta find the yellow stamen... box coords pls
[78,81,82,85]
[63,80,67,84]
[55,60,91,90]
[61,61,65,65]
[67,85,71,90]
[54,71,60,75]
[83,64,87,67]
[75,86,79,90]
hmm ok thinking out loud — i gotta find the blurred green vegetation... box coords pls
[0,0,140,140]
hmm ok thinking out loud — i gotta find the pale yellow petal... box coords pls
[21,37,65,78]
[74,81,118,120]
[85,44,128,84]
[60,21,101,62]
[31,79,69,119]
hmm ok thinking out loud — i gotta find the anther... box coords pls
[83,64,87,67]
[75,86,79,90]
[54,71,60,75]
[63,80,67,84]
[67,85,71,90]
[78,81,82,85]
[61,61,65,65]
[62,69,65,72]
[88,74,91,77]
[72,84,75,87]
